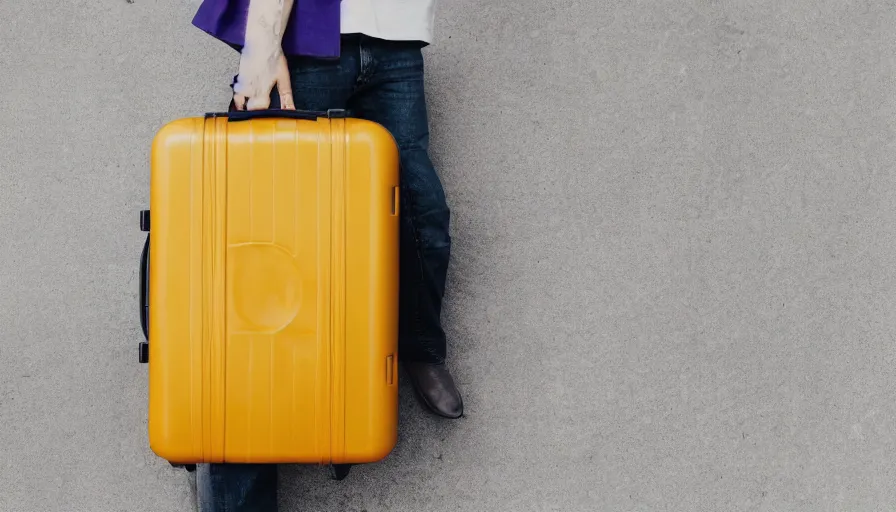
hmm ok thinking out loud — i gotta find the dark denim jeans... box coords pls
[197,35,451,512]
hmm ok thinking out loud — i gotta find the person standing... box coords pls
[190,1,463,510]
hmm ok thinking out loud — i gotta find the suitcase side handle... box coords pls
[139,233,149,341]
[138,209,150,363]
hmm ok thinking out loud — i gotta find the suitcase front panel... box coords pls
[148,114,400,465]
[148,117,228,463]
[341,122,401,462]
[223,116,333,463]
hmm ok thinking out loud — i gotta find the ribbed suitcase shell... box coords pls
[147,113,400,465]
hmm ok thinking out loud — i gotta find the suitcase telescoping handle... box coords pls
[218,106,348,122]
[226,109,325,122]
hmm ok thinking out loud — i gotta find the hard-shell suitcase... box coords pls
[138,109,401,474]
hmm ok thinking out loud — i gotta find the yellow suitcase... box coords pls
[138,109,400,472]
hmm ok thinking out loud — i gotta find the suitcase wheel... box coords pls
[328,464,351,481]
[169,462,197,472]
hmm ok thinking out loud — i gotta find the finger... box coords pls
[232,77,249,110]
[279,89,295,110]
[276,56,296,110]
[246,94,271,111]
[232,93,248,111]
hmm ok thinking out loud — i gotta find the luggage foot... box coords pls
[169,462,197,472]
[328,464,351,481]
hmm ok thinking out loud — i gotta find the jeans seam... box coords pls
[413,232,426,340]
[410,216,446,364]
[404,191,426,340]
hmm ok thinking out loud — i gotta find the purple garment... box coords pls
[192,0,341,58]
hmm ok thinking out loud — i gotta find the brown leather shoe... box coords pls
[404,362,464,419]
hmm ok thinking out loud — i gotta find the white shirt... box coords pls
[340,0,437,45]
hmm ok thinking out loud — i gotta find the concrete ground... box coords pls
[2,0,895,510]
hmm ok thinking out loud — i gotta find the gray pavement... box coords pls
[2,0,896,510]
